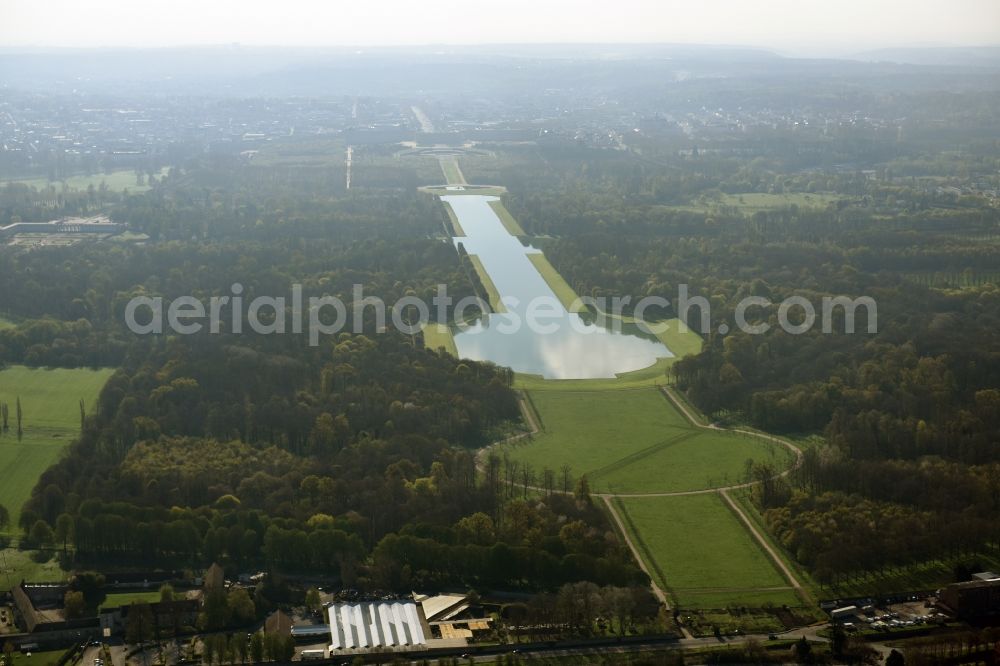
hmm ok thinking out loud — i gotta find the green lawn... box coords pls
[502,388,689,479]
[528,254,586,313]
[0,318,15,331]
[99,590,163,611]
[4,167,168,193]
[596,429,792,494]
[616,494,797,608]
[440,158,466,185]
[728,489,821,602]
[0,547,67,587]
[489,200,526,236]
[7,649,66,666]
[0,366,114,533]
[645,318,703,360]
[503,388,789,493]
[421,322,458,357]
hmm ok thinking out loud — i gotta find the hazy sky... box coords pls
[2,0,998,54]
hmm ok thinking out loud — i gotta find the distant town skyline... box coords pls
[1,0,999,56]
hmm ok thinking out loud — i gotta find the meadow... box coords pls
[504,388,689,477]
[502,387,791,493]
[0,547,66,587]
[489,200,526,236]
[615,493,798,609]
[4,167,169,193]
[99,590,164,611]
[0,366,115,533]
[595,429,792,494]
[527,254,585,313]
[421,322,458,357]
[440,157,467,185]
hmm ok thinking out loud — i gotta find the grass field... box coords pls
[99,590,163,611]
[528,254,586,313]
[4,168,168,193]
[421,322,458,357]
[503,388,791,493]
[440,157,467,185]
[489,200,526,236]
[8,649,65,666]
[0,366,114,533]
[0,547,66,587]
[728,489,821,600]
[0,318,14,331]
[597,429,791,493]
[616,494,798,609]
[505,388,688,474]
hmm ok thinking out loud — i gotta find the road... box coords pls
[400,625,831,664]
[600,495,694,640]
[719,488,811,603]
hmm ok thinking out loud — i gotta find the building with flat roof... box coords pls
[938,577,1000,619]
[0,215,124,240]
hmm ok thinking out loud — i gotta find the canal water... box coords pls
[443,195,672,379]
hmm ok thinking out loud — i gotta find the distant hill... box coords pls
[853,46,1000,68]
